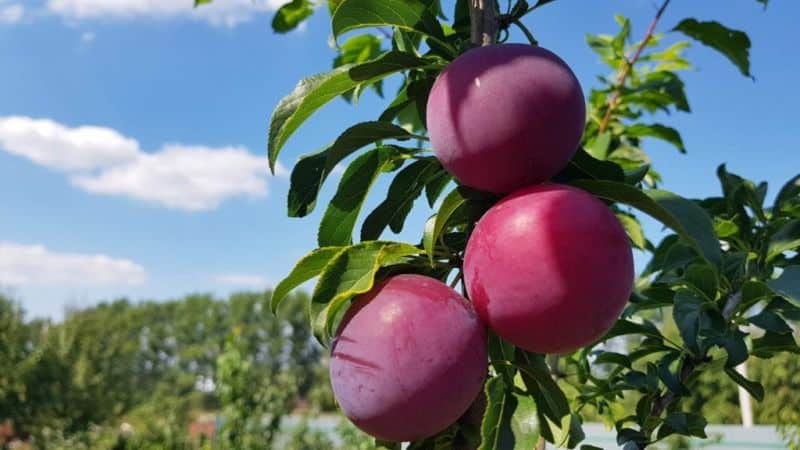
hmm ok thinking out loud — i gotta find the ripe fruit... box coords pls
[330,274,487,442]
[464,184,633,354]
[426,44,585,194]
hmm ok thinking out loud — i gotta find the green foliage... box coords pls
[673,19,752,77]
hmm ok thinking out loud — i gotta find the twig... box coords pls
[469,0,498,46]
[598,0,671,134]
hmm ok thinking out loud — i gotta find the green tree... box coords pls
[244,0,800,449]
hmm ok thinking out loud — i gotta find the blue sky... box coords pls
[0,0,797,319]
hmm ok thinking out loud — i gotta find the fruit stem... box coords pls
[469,0,498,46]
[598,0,671,134]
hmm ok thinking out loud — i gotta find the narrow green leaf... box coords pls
[673,289,705,354]
[747,310,793,334]
[311,241,421,341]
[424,171,452,208]
[272,0,314,34]
[488,332,517,382]
[271,247,345,313]
[288,121,411,217]
[767,220,800,262]
[683,263,718,300]
[563,148,625,182]
[571,180,721,268]
[673,19,752,77]
[626,123,686,153]
[657,412,707,440]
[425,188,467,264]
[616,213,646,249]
[318,149,390,247]
[769,265,800,306]
[479,377,517,450]
[349,51,442,81]
[724,367,765,401]
[593,351,631,367]
[269,61,416,172]
[774,175,800,212]
[361,158,441,241]
[269,66,355,172]
[601,319,663,341]
[515,351,570,423]
[332,0,451,53]
[752,331,800,358]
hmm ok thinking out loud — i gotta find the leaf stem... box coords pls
[598,0,671,134]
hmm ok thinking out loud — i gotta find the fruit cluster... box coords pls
[330,44,634,442]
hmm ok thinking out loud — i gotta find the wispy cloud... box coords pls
[0,116,284,211]
[0,242,146,286]
[80,31,95,43]
[213,273,270,288]
[47,0,291,28]
[0,3,23,25]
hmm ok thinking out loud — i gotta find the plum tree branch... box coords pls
[598,0,671,134]
[470,0,498,46]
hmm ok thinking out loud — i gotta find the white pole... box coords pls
[736,362,754,428]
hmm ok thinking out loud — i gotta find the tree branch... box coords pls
[598,0,671,134]
[470,0,498,46]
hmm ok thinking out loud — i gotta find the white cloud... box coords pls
[0,116,139,171]
[47,0,291,27]
[0,116,283,211]
[0,242,146,286]
[72,144,269,211]
[80,31,95,43]
[214,273,269,287]
[0,3,23,24]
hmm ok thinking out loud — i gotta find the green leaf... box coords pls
[562,148,625,183]
[724,367,765,401]
[593,351,631,367]
[570,180,721,267]
[752,331,800,358]
[657,353,689,396]
[683,263,718,300]
[361,158,441,241]
[673,289,705,354]
[269,60,417,172]
[657,412,707,440]
[626,123,686,153]
[332,0,452,54]
[478,377,517,450]
[318,149,390,247]
[769,265,800,306]
[311,241,421,341]
[334,34,383,68]
[602,319,663,341]
[288,121,412,217]
[269,67,355,172]
[272,0,314,33]
[349,51,442,81]
[747,310,793,334]
[767,220,800,262]
[488,332,517,382]
[271,247,345,313]
[673,19,752,77]
[510,392,542,450]
[616,213,646,249]
[424,171,452,207]
[424,188,467,264]
[774,175,800,212]
[515,351,570,423]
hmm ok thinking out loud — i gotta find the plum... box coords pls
[426,44,585,194]
[464,184,633,354]
[329,274,487,442]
